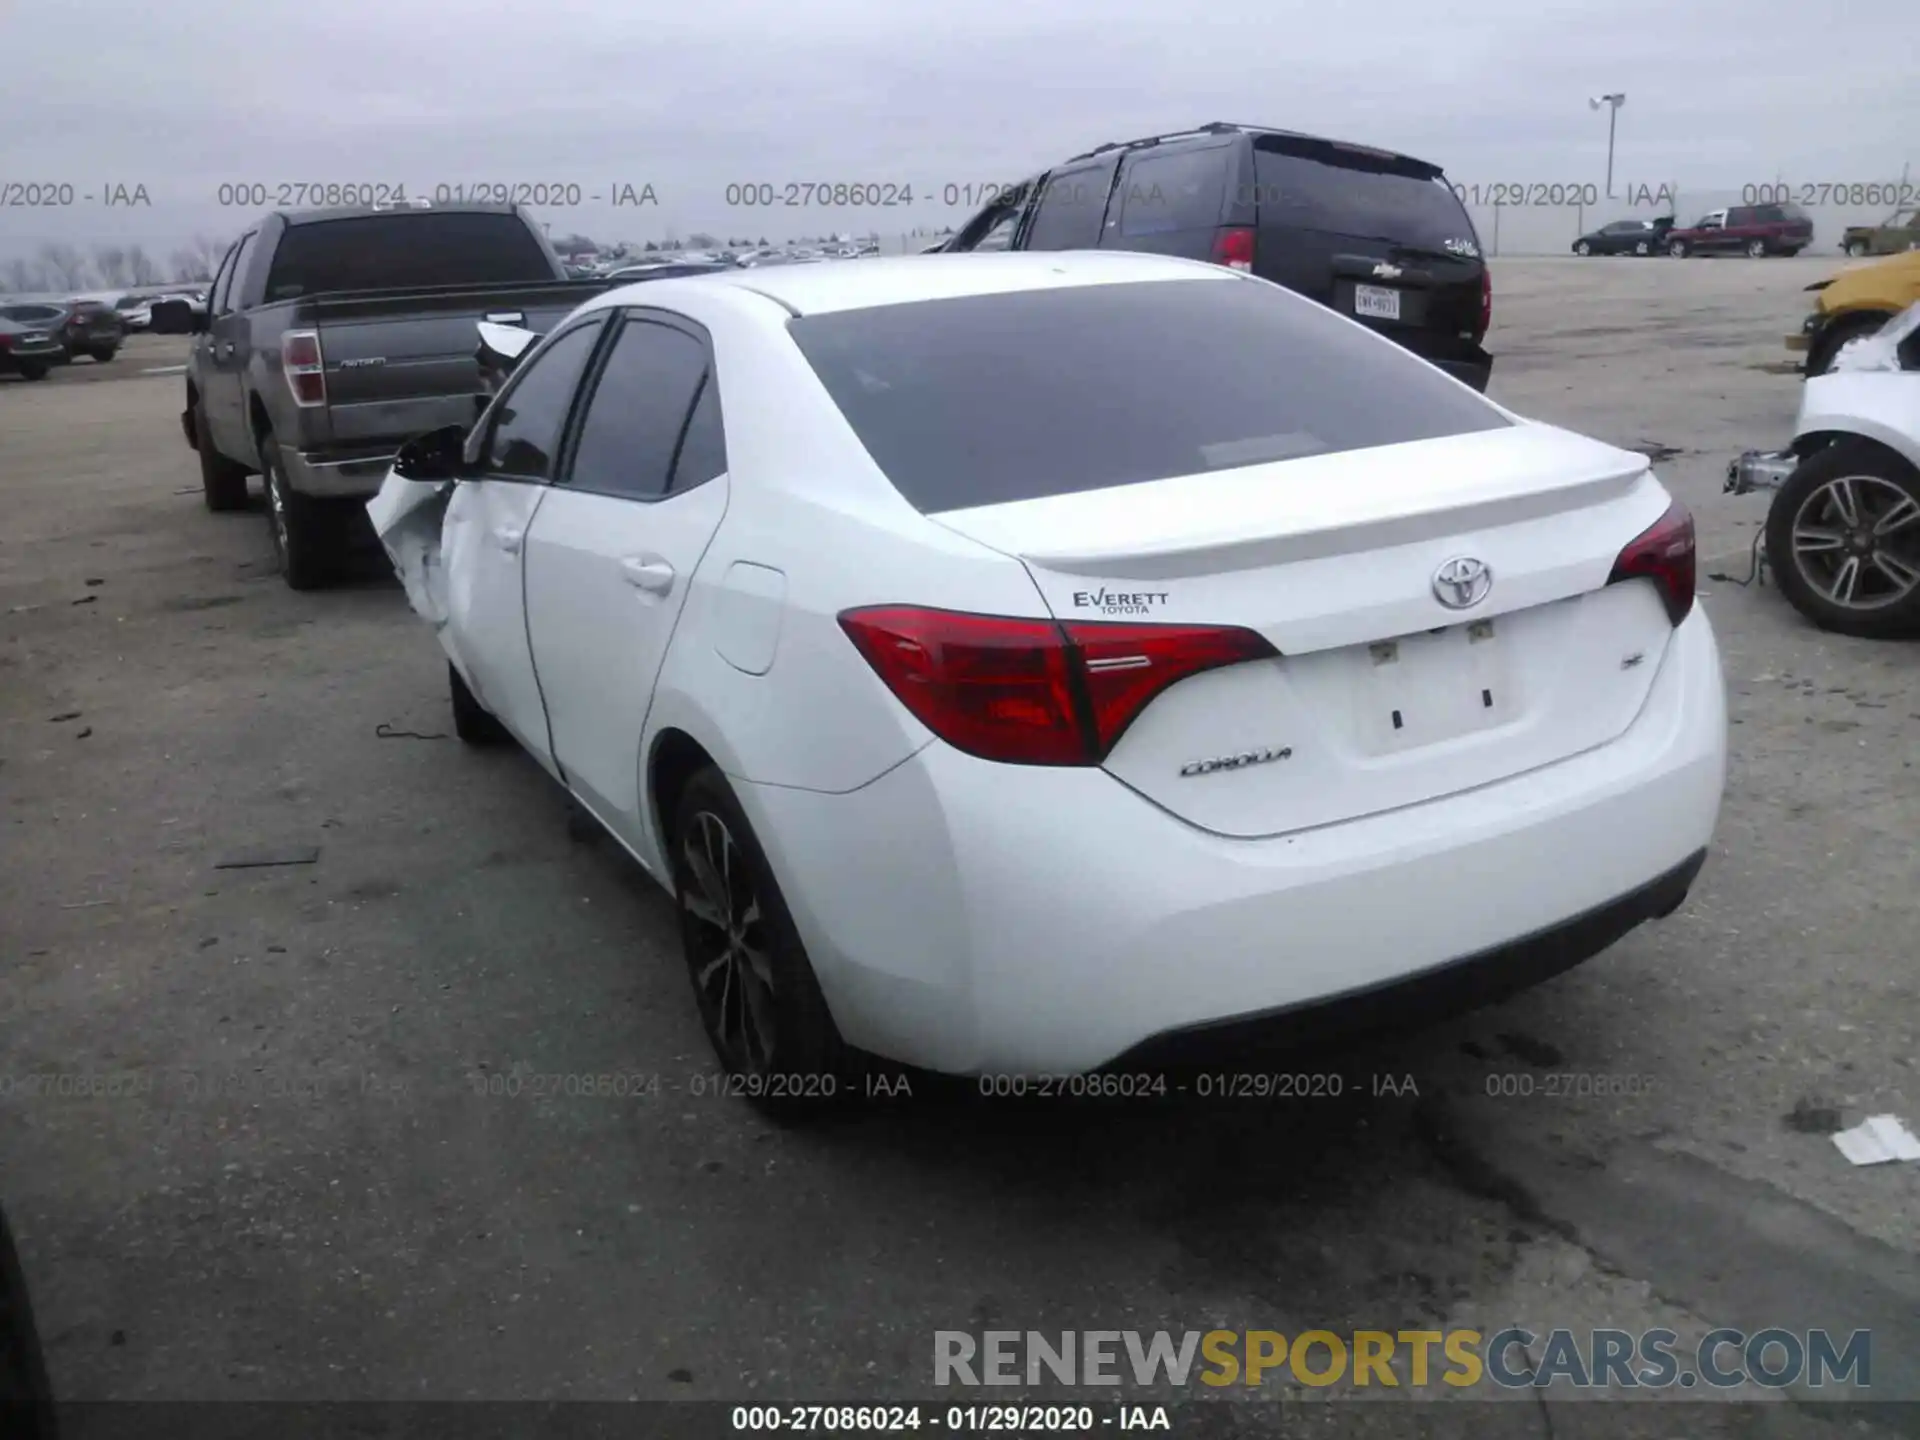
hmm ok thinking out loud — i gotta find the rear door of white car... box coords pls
[445,315,608,770]
[522,310,730,848]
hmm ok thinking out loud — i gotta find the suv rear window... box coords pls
[1253,142,1478,254]
[263,212,554,301]
[1113,147,1231,237]
[789,276,1507,514]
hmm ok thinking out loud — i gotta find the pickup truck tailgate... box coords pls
[311,281,607,447]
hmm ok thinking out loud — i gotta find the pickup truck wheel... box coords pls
[1766,441,1920,638]
[449,662,510,745]
[16,363,49,381]
[260,433,334,591]
[1746,238,1769,258]
[1846,240,1870,257]
[1805,314,1887,378]
[1667,239,1690,258]
[196,403,251,512]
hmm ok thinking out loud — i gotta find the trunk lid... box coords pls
[932,423,1680,838]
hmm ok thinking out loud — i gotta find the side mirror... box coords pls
[149,298,207,335]
[393,424,470,483]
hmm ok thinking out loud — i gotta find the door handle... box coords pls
[620,555,675,596]
[493,526,524,554]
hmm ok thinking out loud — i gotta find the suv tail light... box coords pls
[1478,267,1491,338]
[838,606,1278,766]
[281,329,325,407]
[1606,499,1696,626]
[1211,227,1256,272]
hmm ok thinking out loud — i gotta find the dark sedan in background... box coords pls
[1572,216,1673,256]
[0,309,67,381]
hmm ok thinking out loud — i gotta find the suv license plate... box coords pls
[1354,285,1401,321]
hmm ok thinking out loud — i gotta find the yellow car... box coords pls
[1788,249,1920,375]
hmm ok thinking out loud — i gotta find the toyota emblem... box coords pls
[1432,556,1493,609]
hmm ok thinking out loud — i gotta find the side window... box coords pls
[481,319,604,480]
[1728,207,1755,226]
[208,240,243,314]
[218,233,257,314]
[669,373,728,492]
[1023,159,1120,250]
[563,318,711,500]
[973,213,1021,252]
[1112,147,1230,238]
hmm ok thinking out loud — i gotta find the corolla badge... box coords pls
[1432,556,1493,610]
[1179,745,1292,778]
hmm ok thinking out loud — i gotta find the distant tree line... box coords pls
[0,236,229,294]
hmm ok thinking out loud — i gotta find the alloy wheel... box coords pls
[680,809,778,1073]
[1747,239,1767,258]
[1634,241,1650,255]
[1789,474,1920,610]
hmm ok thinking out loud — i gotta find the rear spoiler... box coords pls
[1252,132,1442,182]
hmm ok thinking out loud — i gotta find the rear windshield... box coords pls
[788,276,1507,514]
[1,304,63,322]
[263,213,554,301]
[1254,144,1478,254]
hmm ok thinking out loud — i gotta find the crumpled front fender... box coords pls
[366,469,454,627]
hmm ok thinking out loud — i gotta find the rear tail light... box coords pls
[837,606,1278,766]
[1478,267,1491,338]
[1606,499,1696,626]
[281,329,325,407]
[1211,226,1256,272]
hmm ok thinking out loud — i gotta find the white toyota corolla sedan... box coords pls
[370,250,1727,1096]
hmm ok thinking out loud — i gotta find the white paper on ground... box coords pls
[1831,1114,1920,1166]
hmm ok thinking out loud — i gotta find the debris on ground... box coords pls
[1832,1115,1920,1166]
[213,846,322,870]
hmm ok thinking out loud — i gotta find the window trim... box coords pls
[465,312,612,485]
[216,232,259,316]
[208,239,243,315]
[552,306,726,505]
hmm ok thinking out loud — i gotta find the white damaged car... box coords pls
[371,251,1727,1108]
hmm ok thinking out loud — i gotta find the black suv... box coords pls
[942,123,1493,391]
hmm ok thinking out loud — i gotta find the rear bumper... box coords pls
[1431,353,1493,392]
[281,445,398,499]
[1112,848,1706,1068]
[741,606,1727,1075]
[0,346,64,370]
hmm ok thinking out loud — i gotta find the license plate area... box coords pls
[1353,284,1402,321]
[1351,619,1515,754]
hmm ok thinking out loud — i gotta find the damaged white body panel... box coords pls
[367,472,456,626]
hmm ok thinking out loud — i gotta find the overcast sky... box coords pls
[3,0,1917,265]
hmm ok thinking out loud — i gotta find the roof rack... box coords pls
[1065,121,1246,163]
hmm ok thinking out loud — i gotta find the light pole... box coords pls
[1589,93,1625,198]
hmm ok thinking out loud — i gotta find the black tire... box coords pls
[89,346,117,363]
[1846,240,1869,258]
[1668,239,1690,258]
[448,661,509,745]
[17,363,48,382]
[1574,240,1592,256]
[195,402,251,512]
[1633,240,1651,256]
[0,1204,59,1440]
[672,766,848,1118]
[259,429,336,591]
[1746,238,1768,258]
[1765,440,1920,639]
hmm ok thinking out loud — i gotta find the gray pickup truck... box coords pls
[152,203,611,588]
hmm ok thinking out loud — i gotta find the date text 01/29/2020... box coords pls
[730,1404,1172,1432]
[209,182,659,209]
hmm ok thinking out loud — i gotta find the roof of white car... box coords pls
[590,250,1234,318]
